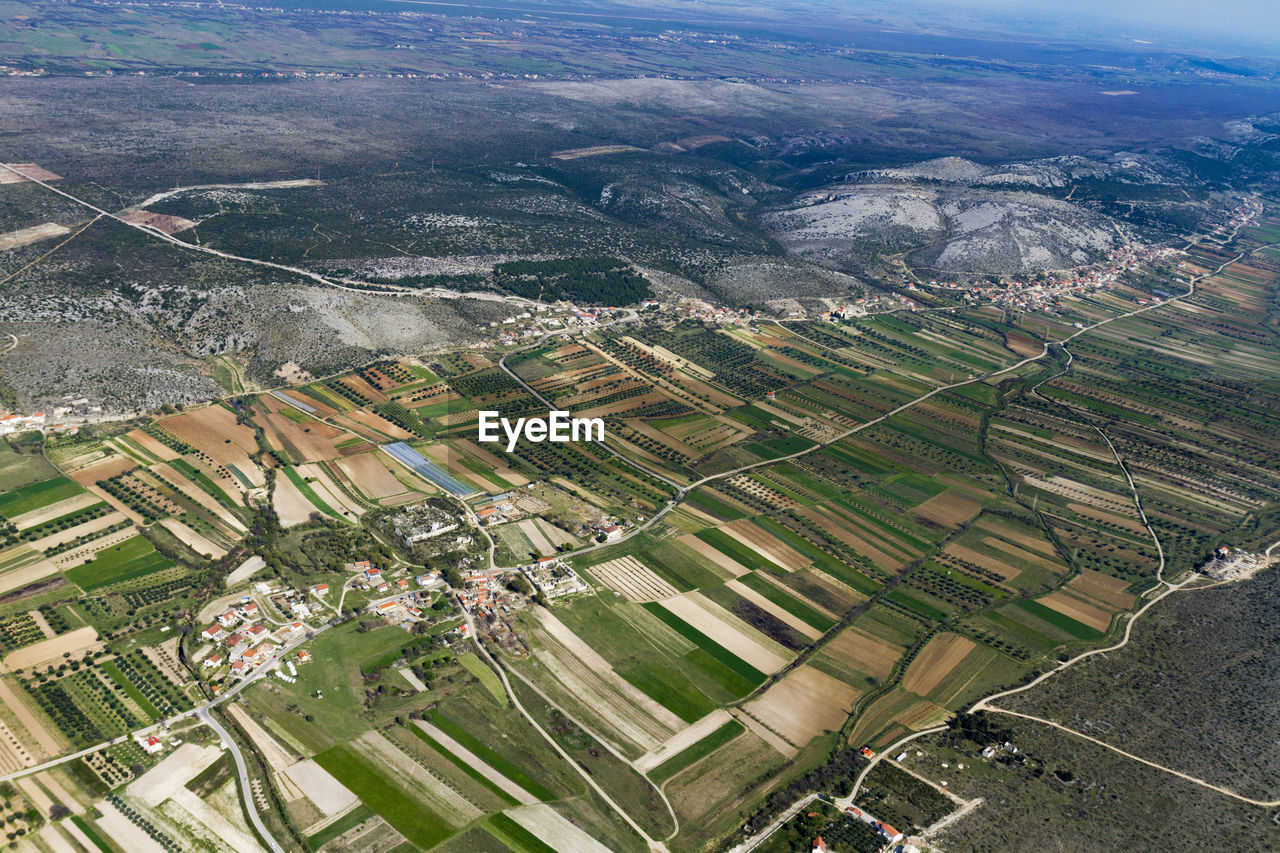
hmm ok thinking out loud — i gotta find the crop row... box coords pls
[0,503,110,548]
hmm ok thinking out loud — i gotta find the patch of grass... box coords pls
[313,743,455,849]
[65,534,175,591]
[684,490,746,521]
[305,803,374,849]
[186,752,233,797]
[650,719,744,783]
[430,711,558,801]
[486,813,558,853]
[1017,600,1102,640]
[642,602,767,689]
[409,724,520,806]
[695,528,775,572]
[69,816,113,852]
[617,659,718,724]
[0,476,83,519]
[458,653,506,705]
[100,658,161,720]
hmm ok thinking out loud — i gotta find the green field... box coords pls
[100,658,161,720]
[64,534,174,591]
[0,476,83,519]
[737,572,836,632]
[429,711,557,801]
[649,719,744,783]
[0,439,56,493]
[313,743,455,849]
[458,653,506,705]
[281,466,350,524]
[410,724,521,807]
[69,816,113,853]
[486,813,558,853]
[306,803,374,849]
[1018,600,1102,640]
[642,602,767,692]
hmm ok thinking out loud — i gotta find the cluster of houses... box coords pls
[458,568,506,613]
[520,556,588,600]
[199,600,310,679]
[474,494,521,525]
[364,563,447,628]
[894,240,1184,317]
[0,412,78,436]
[0,394,109,435]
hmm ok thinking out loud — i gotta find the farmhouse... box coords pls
[377,601,397,612]
[297,650,312,663]
[140,736,164,755]
[396,578,410,590]
[202,625,225,641]
[203,654,223,669]
[600,524,623,542]
[377,581,391,593]
[217,611,239,628]
[240,602,259,619]
[312,583,330,596]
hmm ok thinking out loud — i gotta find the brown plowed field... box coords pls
[902,633,975,696]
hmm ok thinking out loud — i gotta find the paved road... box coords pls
[0,623,329,853]
[198,708,286,853]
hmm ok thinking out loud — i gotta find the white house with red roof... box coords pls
[217,610,239,628]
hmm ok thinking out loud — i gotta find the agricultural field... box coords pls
[0,137,1277,853]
